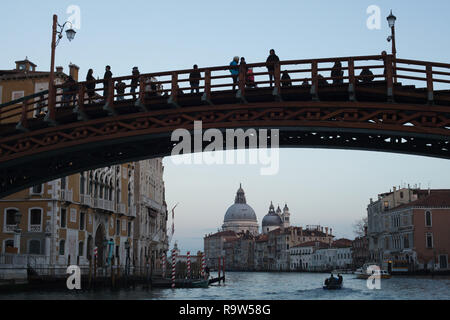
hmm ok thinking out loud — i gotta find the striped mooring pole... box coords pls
[162,252,166,278]
[201,252,206,278]
[187,251,191,279]
[171,249,176,289]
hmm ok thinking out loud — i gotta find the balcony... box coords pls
[80,194,92,207]
[104,200,115,212]
[4,225,16,233]
[129,205,136,218]
[60,189,73,203]
[29,224,42,233]
[117,203,126,215]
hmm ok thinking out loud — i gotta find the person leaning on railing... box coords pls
[229,56,240,91]
[131,67,140,99]
[86,69,96,104]
[331,61,344,84]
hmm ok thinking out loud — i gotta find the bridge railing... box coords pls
[1,54,449,129]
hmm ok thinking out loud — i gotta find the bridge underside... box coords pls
[1,124,449,198]
[1,82,450,198]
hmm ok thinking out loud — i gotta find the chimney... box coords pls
[300,227,303,236]
[69,63,80,81]
[56,66,63,73]
[330,228,332,236]
[325,227,328,236]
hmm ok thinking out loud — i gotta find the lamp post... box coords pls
[387,10,397,83]
[46,14,77,123]
[13,211,22,254]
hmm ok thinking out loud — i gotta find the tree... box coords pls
[353,217,368,238]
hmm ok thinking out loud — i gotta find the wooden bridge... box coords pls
[0,53,449,197]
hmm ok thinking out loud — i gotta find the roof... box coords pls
[332,238,353,248]
[204,230,237,239]
[256,234,269,242]
[0,70,68,81]
[389,190,450,211]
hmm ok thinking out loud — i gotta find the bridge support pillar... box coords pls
[236,90,247,104]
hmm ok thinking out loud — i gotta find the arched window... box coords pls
[5,209,19,231]
[29,240,41,254]
[78,241,84,257]
[425,211,432,227]
[59,240,65,255]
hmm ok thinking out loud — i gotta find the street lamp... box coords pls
[46,14,77,123]
[386,10,397,83]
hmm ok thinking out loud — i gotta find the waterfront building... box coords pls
[310,239,353,272]
[0,160,168,279]
[222,185,259,236]
[289,241,329,271]
[204,230,239,269]
[367,187,450,272]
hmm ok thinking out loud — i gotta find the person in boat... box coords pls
[338,274,343,285]
[205,266,210,279]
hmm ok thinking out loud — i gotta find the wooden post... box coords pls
[202,69,212,104]
[311,61,319,101]
[47,14,58,122]
[107,79,114,105]
[169,72,179,107]
[88,258,92,289]
[426,64,434,105]
[19,99,29,129]
[385,55,394,102]
[222,256,226,283]
[274,62,281,96]
[111,257,115,289]
[238,63,246,96]
[218,257,221,285]
[348,59,356,101]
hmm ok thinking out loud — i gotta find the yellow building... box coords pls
[0,58,78,124]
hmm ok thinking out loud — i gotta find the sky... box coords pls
[1,0,450,253]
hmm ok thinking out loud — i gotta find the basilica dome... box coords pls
[262,202,283,227]
[222,185,259,236]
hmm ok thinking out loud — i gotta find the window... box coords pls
[425,211,432,227]
[439,255,448,269]
[61,177,66,190]
[426,233,433,249]
[404,235,410,249]
[31,184,43,194]
[116,220,120,236]
[59,240,65,255]
[115,245,119,258]
[70,208,77,223]
[400,191,404,198]
[78,241,84,257]
[128,222,132,237]
[80,212,85,231]
[6,209,18,226]
[30,209,42,225]
[61,208,67,228]
[29,240,41,254]
[4,240,14,251]
[80,174,85,195]
[12,91,24,101]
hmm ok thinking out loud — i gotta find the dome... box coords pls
[262,202,283,227]
[224,203,257,222]
[224,184,257,222]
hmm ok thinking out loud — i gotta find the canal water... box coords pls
[1,272,449,300]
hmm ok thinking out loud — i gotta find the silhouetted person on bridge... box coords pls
[115,80,126,101]
[331,61,344,84]
[230,56,240,91]
[266,49,280,88]
[62,76,78,107]
[86,69,96,104]
[189,65,201,94]
[131,67,140,99]
[318,74,328,86]
[246,68,257,88]
[103,65,113,100]
[359,67,375,83]
[281,70,292,87]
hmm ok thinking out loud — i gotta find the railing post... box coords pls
[103,78,117,116]
[426,64,434,105]
[136,75,147,111]
[17,99,29,131]
[45,85,57,125]
[348,59,356,101]
[385,55,394,102]
[311,61,319,101]
[202,69,212,105]
[168,72,179,108]
[237,64,247,102]
[273,62,281,99]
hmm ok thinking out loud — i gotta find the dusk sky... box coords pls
[1,0,450,253]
